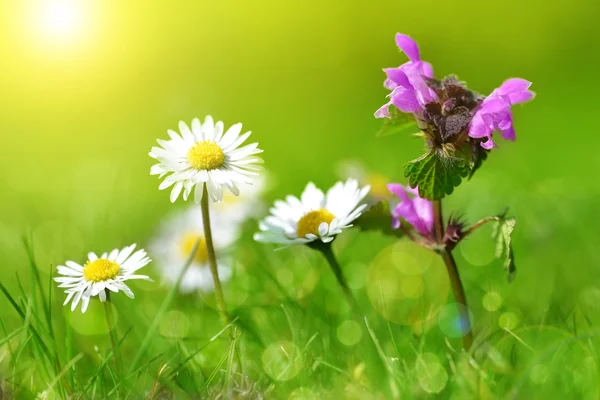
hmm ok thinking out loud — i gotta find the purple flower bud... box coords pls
[375,34,437,118]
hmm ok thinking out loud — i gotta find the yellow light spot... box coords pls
[366,173,390,199]
[180,232,208,263]
[296,209,335,238]
[187,141,225,171]
[483,291,503,312]
[83,259,120,282]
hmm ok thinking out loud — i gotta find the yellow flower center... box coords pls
[187,141,225,171]
[83,259,120,283]
[297,209,336,238]
[180,232,208,264]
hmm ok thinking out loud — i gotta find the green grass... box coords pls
[2,208,600,399]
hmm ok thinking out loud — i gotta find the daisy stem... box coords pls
[316,243,358,314]
[200,186,230,327]
[103,293,122,375]
[433,200,473,351]
[200,187,244,375]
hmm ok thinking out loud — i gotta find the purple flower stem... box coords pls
[433,200,473,351]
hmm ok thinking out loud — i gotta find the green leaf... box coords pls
[492,217,516,282]
[354,201,404,238]
[376,107,419,137]
[404,150,471,200]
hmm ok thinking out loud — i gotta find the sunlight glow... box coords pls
[40,1,82,38]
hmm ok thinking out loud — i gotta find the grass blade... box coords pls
[129,239,200,372]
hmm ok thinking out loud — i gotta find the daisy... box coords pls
[149,115,264,203]
[254,179,370,245]
[54,244,152,313]
[149,207,234,293]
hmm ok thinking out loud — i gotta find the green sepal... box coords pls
[376,107,420,138]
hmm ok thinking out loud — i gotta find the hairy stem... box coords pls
[103,293,122,374]
[200,186,230,327]
[433,200,473,350]
[200,186,244,375]
[317,243,358,313]
[463,216,500,237]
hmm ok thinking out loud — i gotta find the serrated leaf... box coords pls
[354,201,404,238]
[404,150,471,200]
[492,217,516,282]
[376,107,419,137]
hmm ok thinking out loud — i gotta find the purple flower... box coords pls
[468,78,535,149]
[388,183,433,236]
[375,34,437,118]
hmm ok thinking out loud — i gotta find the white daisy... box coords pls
[254,179,370,245]
[149,115,264,203]
[149,207,234,293]
[54,244,152,313]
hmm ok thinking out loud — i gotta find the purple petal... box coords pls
[388,183,433,236]
[468,113,491,139]
[494,78,535,105]
[383,78,397,90]
[508,90,535,104]
[374,102,392,119]
[480,137,496,149]
[388,183,410,202]
[395,33,421,62]
[497,78,532,95]
[390,86,421,113]
[384,68,411,88]
[421,62,434,79]
[501,123,516,141]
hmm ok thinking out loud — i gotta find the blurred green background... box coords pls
[1,0,599,306]
[1,0,600,397]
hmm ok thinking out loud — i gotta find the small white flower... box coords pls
[149,207,234,293]
[149,116,264,203]
[254,179,370,245]
[54,244,152,313]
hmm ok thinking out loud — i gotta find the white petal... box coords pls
[170,181,184,203]
[108,249,119,261]
[218,123,242,149]
[191,118,204,141]
[179,120,194,143]
[203,115,215,141]
[116,244,137,264]
[81,296,90,313]
[57,266,82,277]
[65,261,84,271]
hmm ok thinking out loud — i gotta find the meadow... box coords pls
[1,0,600,398]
